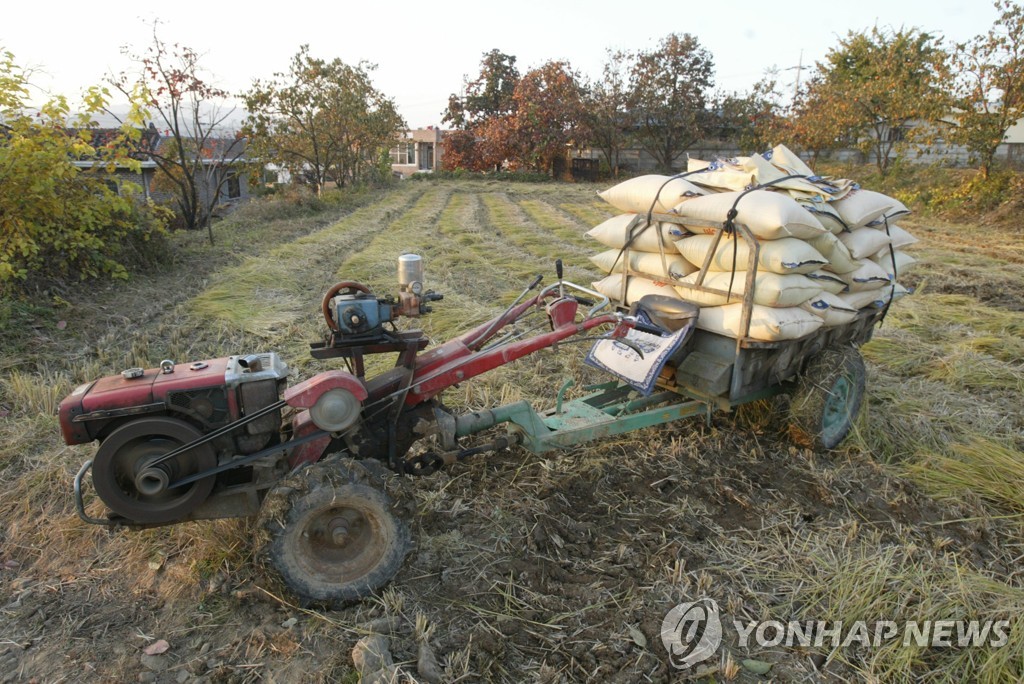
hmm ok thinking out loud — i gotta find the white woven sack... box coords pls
[840,283,909,310]
[800,201,847,235]
[804,269,848,294]
[675,235,827,275]
[696,303,824,341]
[598,175,707,214]
[838,260,892,292]
[800,291,859,327]
[590,249,696,281]
[831,189,897,228]
[688,153,829,198]
[768,144,815,176]
[871,223,918,251]
[592,273,682,306]
[839,289,887,310]
[870,250,917,280]
[675,271,822,307]
[866,197,911,226]
[587,214,688,252]
[838,227,893,259]
[805,232,860,273]
[671,190,827,240]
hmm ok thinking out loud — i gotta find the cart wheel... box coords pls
[261,459,409,606]
[788,346,866,451]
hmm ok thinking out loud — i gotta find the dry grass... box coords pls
[906,439,1024,516]
[1,179,1022,682]
[719,527,1024,683]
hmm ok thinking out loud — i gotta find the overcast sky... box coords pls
[2,0,1001,128]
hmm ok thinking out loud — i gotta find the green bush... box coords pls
[814,160,1022,223]
[0,51,170,293]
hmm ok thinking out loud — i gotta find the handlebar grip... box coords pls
[631,322,666,336]
[573,295,595,306]
[555,259,563,280]
[529,275,543,290]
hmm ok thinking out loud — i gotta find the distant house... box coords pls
[173,134,250,208]
[390,128,446,178]
[70,126,161,198]
[71,124,251,207]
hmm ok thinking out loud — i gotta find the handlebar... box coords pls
[538,280,610,319]
[628,319,667,336]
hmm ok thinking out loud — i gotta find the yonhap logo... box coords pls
[661,598,723,669]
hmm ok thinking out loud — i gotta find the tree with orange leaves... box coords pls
[507,61,589,176]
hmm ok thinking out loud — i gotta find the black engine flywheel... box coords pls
[92,416,217,524]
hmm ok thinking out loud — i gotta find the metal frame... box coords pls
[613,213,761,356]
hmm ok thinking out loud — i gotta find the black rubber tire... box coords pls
[92,416,217,524]
[788,346,867,451]
[262,459,409,606]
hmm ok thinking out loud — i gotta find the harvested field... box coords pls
[1,180,1022,682]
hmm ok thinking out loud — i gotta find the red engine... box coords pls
[60,353,288,451]
[61,353,290,525]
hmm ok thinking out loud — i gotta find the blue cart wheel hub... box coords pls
[822,375,852,440]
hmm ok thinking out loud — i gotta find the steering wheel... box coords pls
[321,281,372,332]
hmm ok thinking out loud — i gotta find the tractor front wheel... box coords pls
[788,346,866,451]
[261,458,409,606]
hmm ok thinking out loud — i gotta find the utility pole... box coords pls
[791,49,804,104]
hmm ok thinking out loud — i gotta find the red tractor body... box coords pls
[60,353,291,474]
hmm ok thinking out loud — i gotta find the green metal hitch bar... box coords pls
[452,381,713,454]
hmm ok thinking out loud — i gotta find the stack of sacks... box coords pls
[668,188,831,339]
[587,175,706,304]
[585,146,918,342]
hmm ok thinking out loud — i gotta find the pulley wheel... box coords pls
[92,416,217,524]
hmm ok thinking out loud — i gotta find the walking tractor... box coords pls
[59,216,881,606]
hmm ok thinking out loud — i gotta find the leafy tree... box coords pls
[474,116,518,171]
[442,49,519,128]
[439,129,481,171]
[586,50,634,178]
[0,50,167,290]
[507,61,589,175]
[786,75,856,167]
[243,45,404,197]
[441,50,520,171]
[626,33,715,172]
[948,0,1024,179]
[808,26,949,176]
[109,25,243,242]
[713,71,788,154]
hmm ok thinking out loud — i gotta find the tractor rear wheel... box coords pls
[788,346,866,451]
[261,458,409,606]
